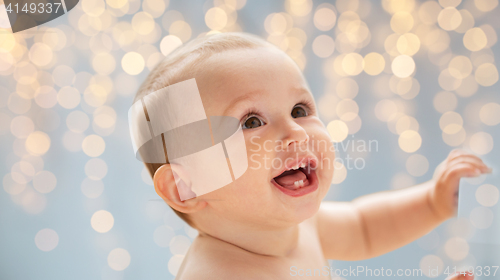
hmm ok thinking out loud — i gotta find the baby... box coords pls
[132,32,491,279]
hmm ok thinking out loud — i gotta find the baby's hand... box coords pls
[429,149,492,220]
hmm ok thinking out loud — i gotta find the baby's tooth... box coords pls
[299,180,304,187]
[294,181,299,187]
[300,163,306,168]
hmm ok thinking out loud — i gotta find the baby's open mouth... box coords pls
[273,165,311,190]
[270,157,319,197]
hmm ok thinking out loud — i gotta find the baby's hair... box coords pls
[133,32,276,228]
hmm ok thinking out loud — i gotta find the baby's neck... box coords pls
[197,223,300,258]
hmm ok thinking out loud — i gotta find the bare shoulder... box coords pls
[176,235,275,280]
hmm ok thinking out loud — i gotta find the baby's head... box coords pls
[134,32,335,233]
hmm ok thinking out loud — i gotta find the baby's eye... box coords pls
[291,105,308,118]
[242,116,265,129]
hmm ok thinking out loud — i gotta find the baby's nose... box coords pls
[280,121,309,149]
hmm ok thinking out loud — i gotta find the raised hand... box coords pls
[429,149,492,220]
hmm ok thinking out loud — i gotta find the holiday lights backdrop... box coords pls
[0,0,499,279]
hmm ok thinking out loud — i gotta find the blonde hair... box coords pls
[133,32,275,228]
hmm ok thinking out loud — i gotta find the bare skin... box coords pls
[153,47,491,279]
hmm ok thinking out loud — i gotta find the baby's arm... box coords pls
[316,149,492,261]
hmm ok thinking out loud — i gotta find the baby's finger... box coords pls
[442,162,482,185]
[447,149,468,161]
[448,155,491,173]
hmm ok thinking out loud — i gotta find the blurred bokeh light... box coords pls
[0,0,499,279]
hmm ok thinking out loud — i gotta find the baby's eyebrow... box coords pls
[222,89,264,116]
[221,86,312,116]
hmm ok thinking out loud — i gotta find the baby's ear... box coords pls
[153,164,207,213]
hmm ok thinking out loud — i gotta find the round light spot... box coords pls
[35,228,59,251]
[8,92,31,114]
[470,206,494,229]
[132,12,155,35]
[82,134,105,157]
[327,120,349,142]
[84,84,107,108]
[33,171,57,194]
[160,35,182,56]
[374,99,398,122]
[169,20,191,42]
[475,0,498,11]
[91,210,114,233]
[314,7,336,31]
[312,35,335,58]
[57,86,81,109]
[168,255,184,276]
[475,63,498,87]
[469,132,493,155]
[437,7,462,31]
[398,130,422,153]
[463,28,487,52]
[438,69,461,91]
[455,75,478,97]
[331,161,347,184]
[455,9,475,33]
[121,52,145,75]
[475,184,499,207]
[153,225,175,247]
[444,237,469,261]
[479,102,500,126]
[29,43,53,67]
[448,217,475,239]
[439,111,463,134]
[439,0,461,7]
[108,248,131,271]
[26,131,51,155]
[81,177,104,198]
[3,173,26,195]
[142,0,167,18]
[396,33,420,56]
[418,1,442,25]
[184,224,198,239]
[11,116,34,139]
[82,0,105,16]
[392,55,415,78]
[442,127,466,147]
[433,92,457,113]
[336,78,358,99]
[52,65,75,87]
[342,53,363,76]
[169,235,191,255]
[448,55,472,79]
[93,106,116,129]
[336,99,358,121]
[92,53,116,76]
[395,115,419,134]
[420,255,444,277]
[21,188,47,214]
[391,172,416,190]
[406,154,429,177]
[363,52,385,75]
[85,158,108,180]
[391,11,414,34]
[66,111,89,133]
[205,7,228,31]
[34,86,58,109]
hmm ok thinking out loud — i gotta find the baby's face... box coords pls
[194,47,335,227]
